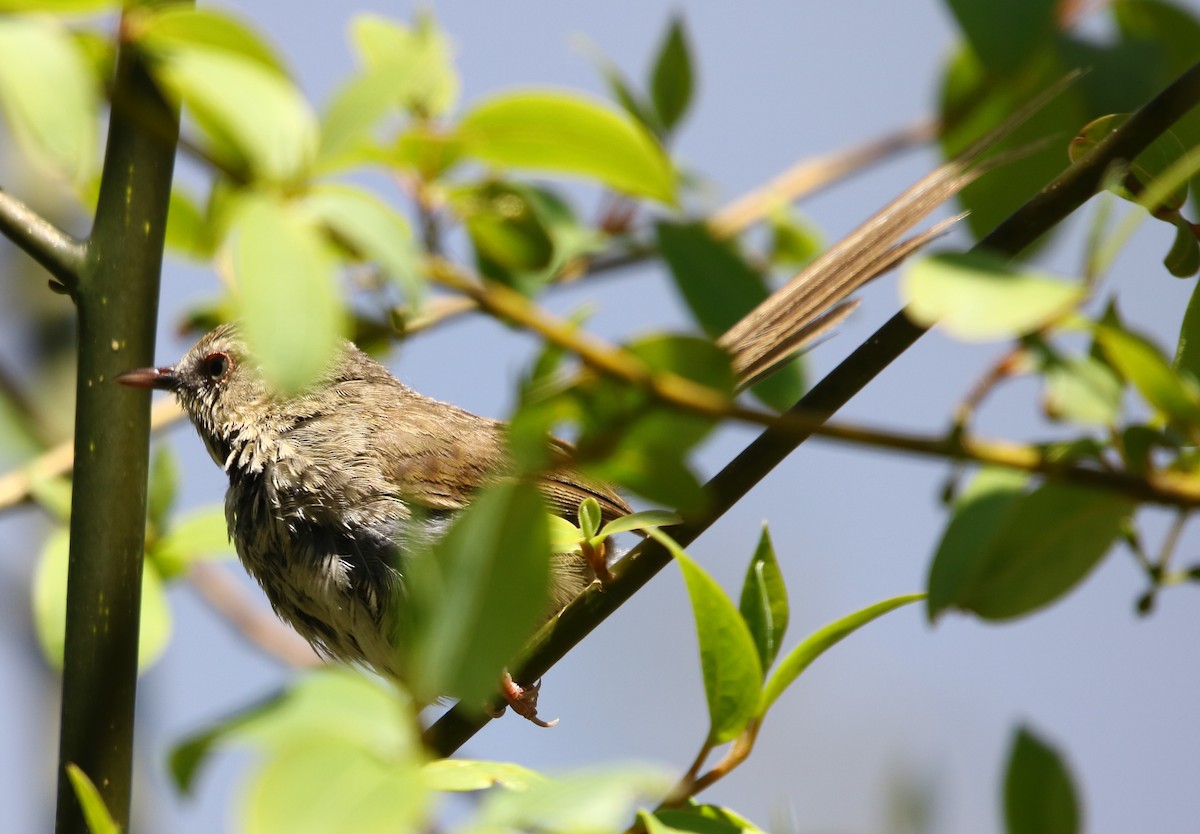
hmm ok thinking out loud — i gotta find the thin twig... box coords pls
[0,397,183,512]
[708,117,937,239]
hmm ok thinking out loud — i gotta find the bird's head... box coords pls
[117,323,276,469]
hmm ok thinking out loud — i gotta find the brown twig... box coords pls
[0,397,183,512]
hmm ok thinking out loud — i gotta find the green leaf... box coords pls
[656,221,804,408]
[0,0,119,9]
[937,46,1088,241]
[28,474,72,522]
[451,181,601,295]
[0,15,99,184]
[143,46,317,183]
[406,482,551,706]
[597,509,682,538]
[349,12,459,117]
[301,184,422,303]
[577,497,603,539]
[134,7,288,76]
[652,531,763,744]
[469,765,674,834]
[152,506,233,579]
[760,593,923,715]
[1095,322,1200,425]
[649,16,694,133]
[945,0,1057,75]
[241,739,427,834]
[230,194,346,393]
[738,526,789,672]
[768,207,823,268]
[1164,216,1200,278]
[171,669,419,795]
[146,445,179,530]
[902,252,1084,341]
[422,759,546,792]
[1069,114,1191,212]
[650,804,769,834]
[1004,726,1080,834]
[927,475,1133,621]
[1041,355,1123,427]
[65,764,120,834]
[165,187,215,260]
[33,528,172,672]
[459,91,676,203]
[1175,274,1200,381]
[656,221,770,341]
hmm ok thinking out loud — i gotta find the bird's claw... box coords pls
[500,671,558,727]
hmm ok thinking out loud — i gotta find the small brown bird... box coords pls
[118,324,628,722]
[118,129,1001,722]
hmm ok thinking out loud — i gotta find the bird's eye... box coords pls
[202,352,231,381]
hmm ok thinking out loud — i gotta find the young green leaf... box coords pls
[760,593,923,715]
[151,506,233,579]
[143,45,318,183]
[134,7,289,76]
[577,497,603,540]
[1004,726,1081,834]
[241,739,428,834]
[459,91,676,203]
[902,252,1084,341]
[597,509,682,538]
[651,803,769,834]
[301,184,422,303]
[34,528,172,672]
[738,526,789,672]
[230,194,346,394]
[171,669,420,795]
[656,221,804,409]
[1165,216,1200,278]
[164,187,215,260]
[146,445,179,530]
[1041,355,1123,427]
[422,759,546,793]
[652,530,763,744]
[349,12,459,117]
[65,764,120,834]
[1095,322,1200,425]
[928,477,1133,621]
[405,482,551,706]
[649,16,694,133]
[1175,276,1200,381]
[468,765,674,834]
[0,16,99,184]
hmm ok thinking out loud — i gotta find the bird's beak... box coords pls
[115,366,179,391]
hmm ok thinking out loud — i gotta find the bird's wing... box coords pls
[372,391,630,523]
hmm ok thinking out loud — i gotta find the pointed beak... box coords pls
[115,366,179,391]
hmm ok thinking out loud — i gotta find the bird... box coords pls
[116,112,1023,723]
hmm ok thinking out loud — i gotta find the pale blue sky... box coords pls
[2,3,1200,832]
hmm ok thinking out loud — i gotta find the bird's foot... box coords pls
[581,538,614,585]
[500,671,558,727]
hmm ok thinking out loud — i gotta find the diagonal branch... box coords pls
[0,188,84,289]
[424,59,1200,755]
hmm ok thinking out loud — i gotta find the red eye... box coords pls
[202,352,231,381]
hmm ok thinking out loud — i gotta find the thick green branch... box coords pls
[53,4,183,831]
[0,188,84,288]
[423,59,1200,755]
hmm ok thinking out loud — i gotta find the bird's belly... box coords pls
[225,481,406,678]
